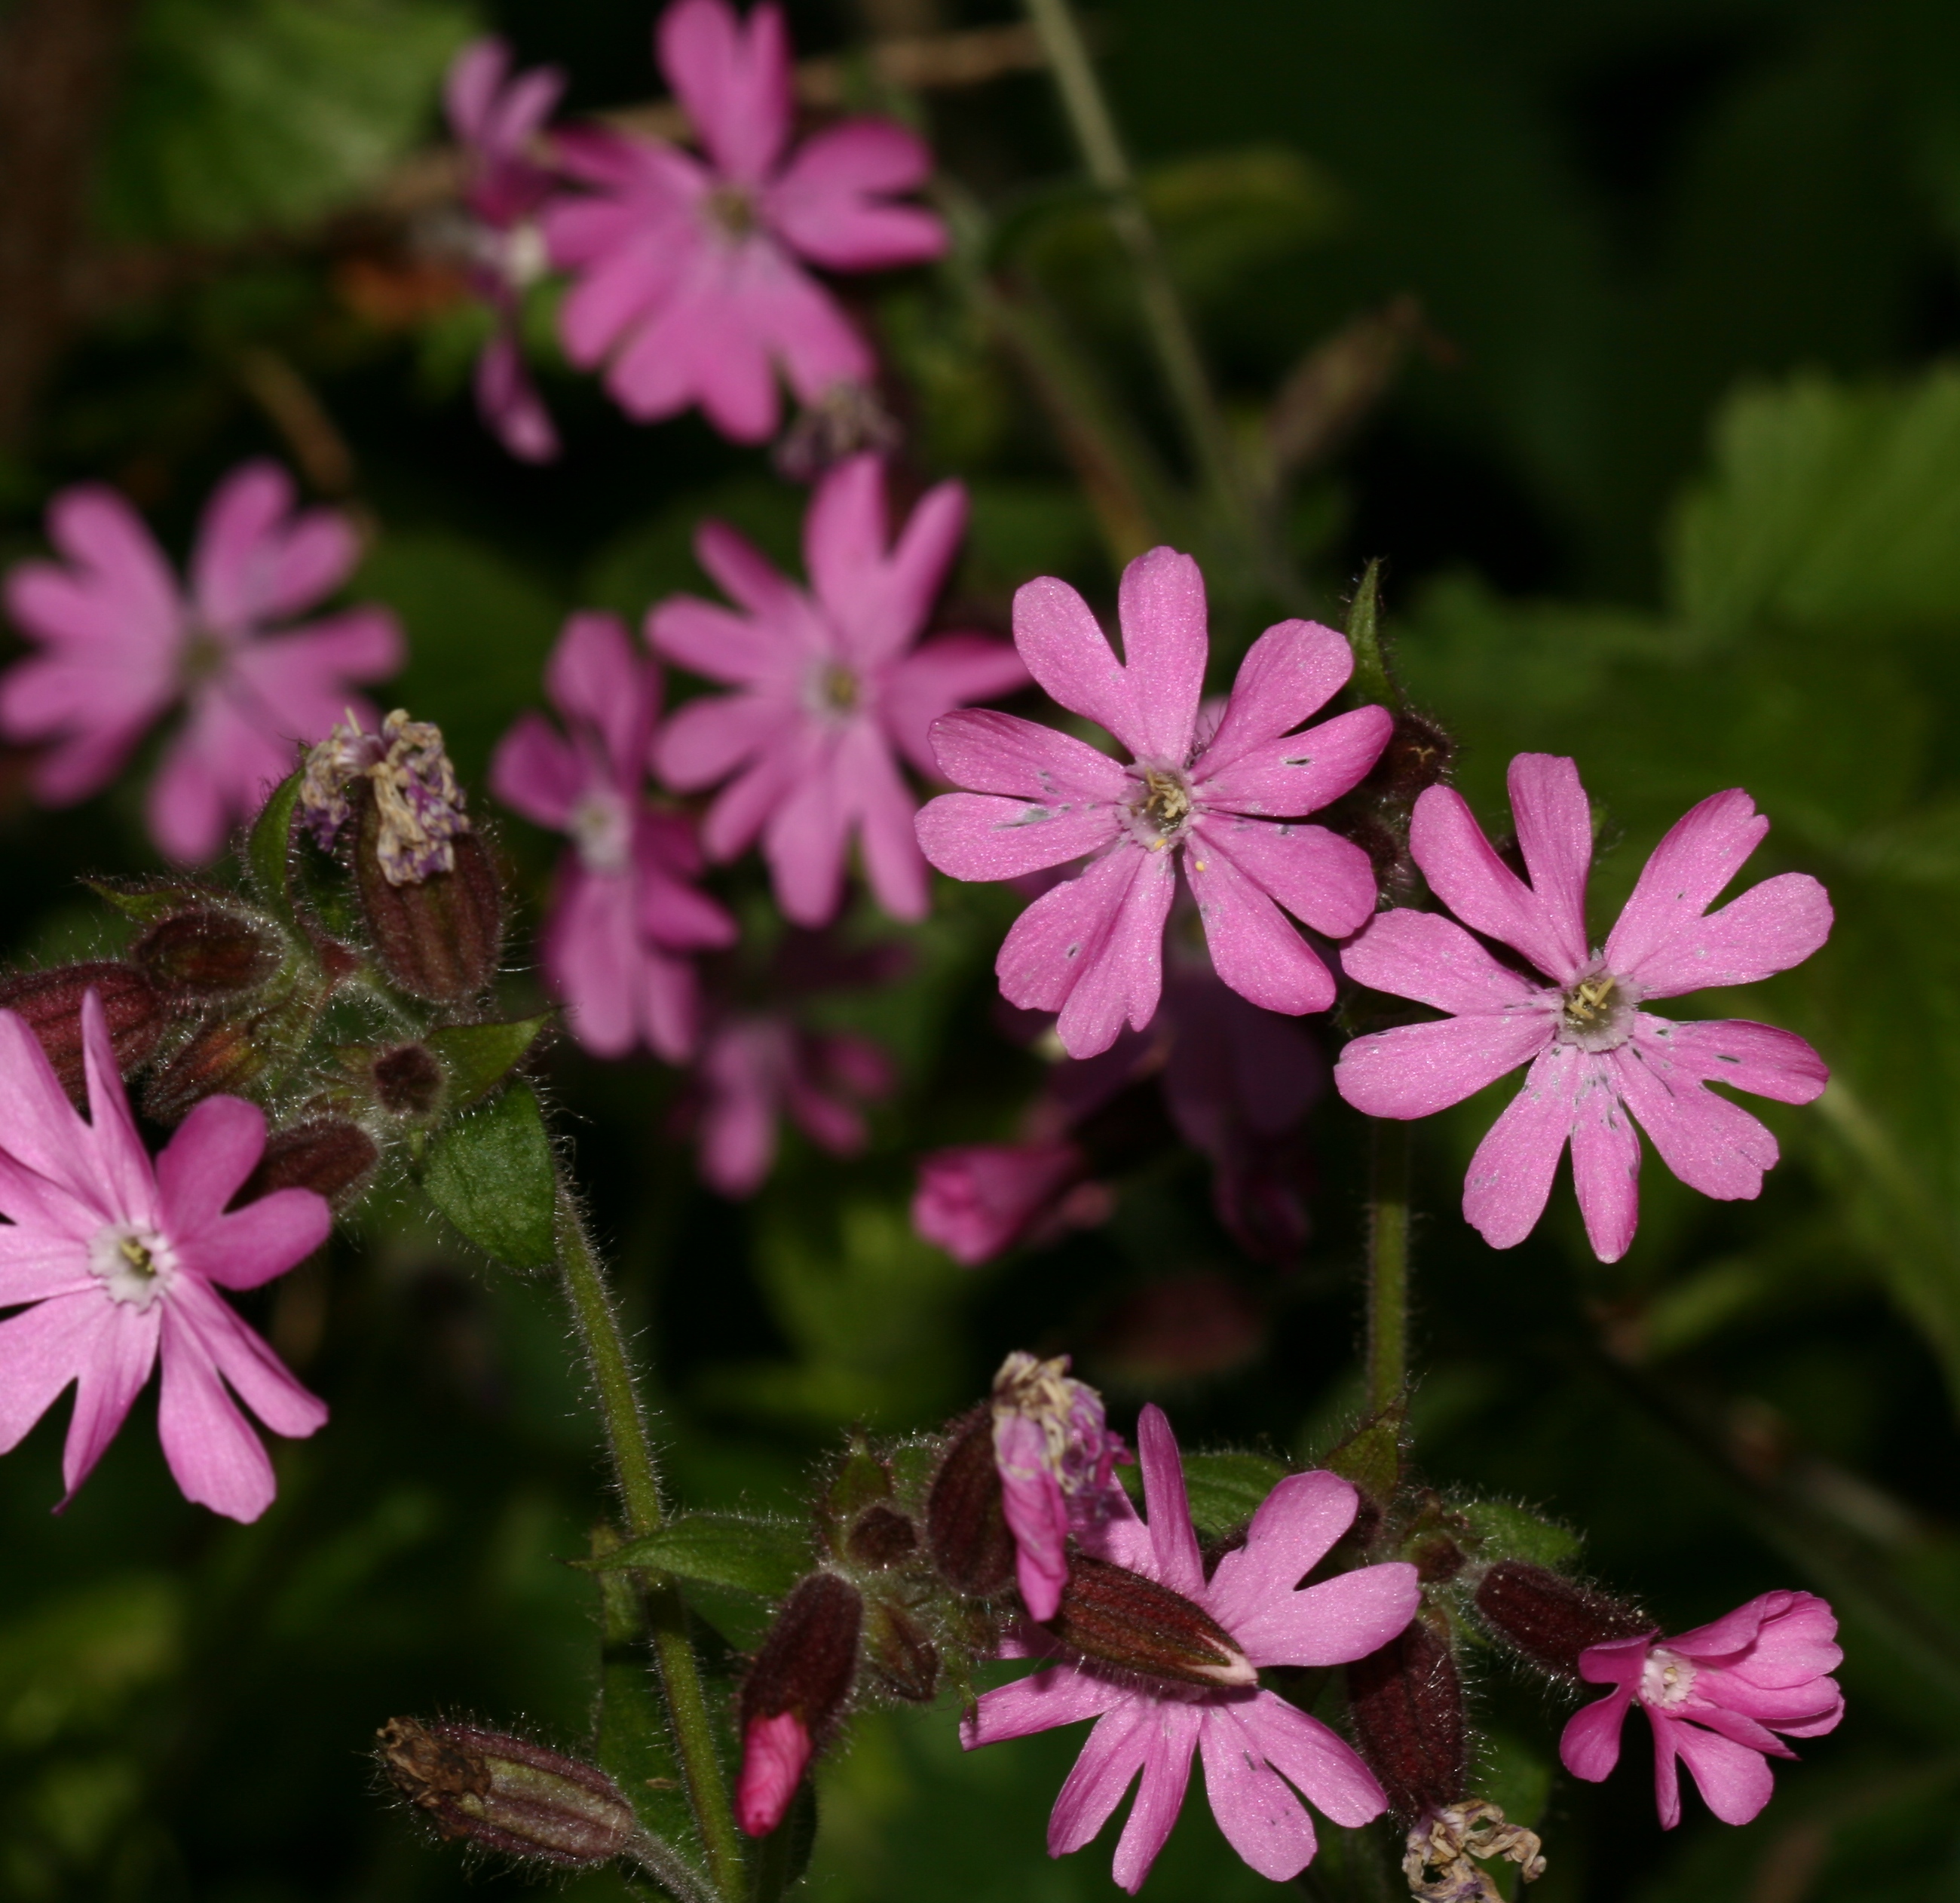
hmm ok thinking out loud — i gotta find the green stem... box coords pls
[1364,1119,1412,1417]
[557,1185,746,1903]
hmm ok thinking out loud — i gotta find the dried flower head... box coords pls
[303,709,470,885]
[1401,1800,1546,1902]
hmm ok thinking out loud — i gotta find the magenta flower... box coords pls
[988,1350,1130,1621]
[965,1405,1419,1892]
[1,462,403,863]
[1334,755,1833,1261]
[544,0,945,443]
[445,36,567,461]
[0,990,331,1521]
[1560,1591,1842,1828]
[911,1139,1104,1267]
[651,454,1027,926]
[492,612,736,1060]
[916,548,1392,1059]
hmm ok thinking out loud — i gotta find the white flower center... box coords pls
[703,183,758,239]
[807,660,862,721]
[1127,767,1194,849]
[501,220,550,288]
[89,1221,178,1310]
[570,788,633,875]
[1557,966,1635,1052]
[1640,1647,1697,1710]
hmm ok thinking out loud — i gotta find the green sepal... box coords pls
[580,1512,815,1599]
[820,1435,893,1534]
[424,1014,552,1111]
[82,876,212,925]
[1343,557,1401,712]
[1325,1401,1406,1509]
[246,771,305,927]
[1456,1500,1582,1570]
[420,1080,556,1268]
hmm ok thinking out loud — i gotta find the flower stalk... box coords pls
[1366,1116,1412,1416]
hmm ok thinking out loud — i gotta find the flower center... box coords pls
[703,184,758,238]
[180,627,228,686]
[1134,768,1193,844]
[89,1221,177,1310]
[570,789,632,876]
[1640,1647,1697,1710]
[1557,969,1633,1051]
[820,663,859,713]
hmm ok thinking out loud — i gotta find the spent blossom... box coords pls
[1560,1591,1842,1828]
[1,461,402,863]
[0,990,331,1521]
[1334,755,1833,1261]
[916,547,1392,1058]
[491,612,735,1059]
[302,708,470,884]
[651,454,1027,926]
[964,1405,1419,1892]
[544,0,945,443]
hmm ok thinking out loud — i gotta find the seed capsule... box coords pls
[1043,1554,1254,1690]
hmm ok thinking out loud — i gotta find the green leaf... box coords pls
[590,1530,696,1852]
[246,772,305,927]
[1180,1451,1291,1540]
[420,1082,556,1269]
[1325,1403,1406,1508]
[1456,1500,1582,1571]
[583,1513,814,1599]
[424,1016,552,1112]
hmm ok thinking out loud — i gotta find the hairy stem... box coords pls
[1364,1119,1412,1417]
[558,1184,746,1903]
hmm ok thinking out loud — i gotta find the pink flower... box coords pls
[1,462,403,863]
[543,0,945,443]
[446,36,567,461]
[965,1405,1418,1892]
[916,548,1392,1059]
[0,990,331,1521]
[1560,1591,1842,1828]
[651,454,1027,926]
[988,1350,1130,1621]
[492,612,735,1060]
[911,1139,1104,1267]
[1334,755,1833,1261]
[737,1710,809,1836]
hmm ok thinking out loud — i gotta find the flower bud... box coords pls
[926,1405,1015,1598]
[378,1717,639,1867]
[372,1041,445,1117]
[142,1015,265,1123]
[1043,1554,1254,1690]
[1473,1561,1651,1678]
[1375,711,1455,811]
[241,1117,381,1206]
[0,963,165,1103]
[862,1598,939,1702]
[1346,1615,1465,1822]
[737,1572,863,1836]
[844,1503,919,1571]
[130,906,282,1000]
[358,820,504,1003]
[911,1140,1097,1266]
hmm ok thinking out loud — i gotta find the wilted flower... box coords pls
[302,707,470,884]
[1,463,402,861]
[651,454,1027,926]
[0,990,330,1521]
[916,547,1391,1057]
[544,0,945,442]
[1334,756,1833,1261]
[492,612,735,1059]
[1560,1590,1842,1828]
[964,1405,1419,1892]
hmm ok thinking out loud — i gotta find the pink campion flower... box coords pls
[965,1405,1419,1892]
[543,0,945,443]
[651,454,1028,926]
[988,1350,1130,1622]
[445,36,567,461]
[911,1139,1105,1267]
[1561,1591,1842,1829]
[1,462,403,863]
[1334,754,1833,1261]
[915,547,1392,1059]
[0,990,331,1521]
[491,612,736,1059]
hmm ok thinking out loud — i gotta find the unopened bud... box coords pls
[372,1041,444,1117]
[131,906,281,1000]
[863,1598,939,1702]
[1043,1554,1254,1689]
[142,1015,264,1123]
[1347,1616,1465,1822]
[1473,1561,1650,1678]
[241,1117,381,1206]
[0,963,165,1103]
[737,1572,862,1836]
[926,1405,1015,1598]
[358,820,504,1003]
[378,1717,638,1867]
[1375,711,1455,810]
[844,1503,919,1571]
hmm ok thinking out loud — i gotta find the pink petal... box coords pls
[1505,753,1594,973]
[1113,547,1207,766]
[0,1146,103,1246]
[1651,1711,1684,1830]
[698,1028,781,1197]
[1194,704,1392,819]
[1198,1705,1317,1882]
[1334,1011,1553,1120]
[1135,1402,1203,1595]
[1613,872,1833,1000]
[1233,1690,1386,1828]
[544,865,642,1058]
[546,611,654,781]
[1678,1703,1790,1757]
[60,1301,158,1503]
[765,118,944,270]
[737,1711,810,1837]
[0,1227,93,1306]
[1576,1631,1653,1687]
[927,709,1127,802]
[882,635,1031,778]
[1011,575,1133,743]
[838,717,930,922]
[803,453,889,639]
[1603,789,1772,979]
[658,0,791,185]
[1570,1065,1642,1263]
[1661,1590,1779,1664]
[658,692,800,792]
[648,594,796,691]
[1233,1562,1420,1670]
[191,463,349,631]
[1110,1702,1201,1892]
[1206,1471,1360,1632]
[1340,907,1544,1016]
[44,484,182,639]
[763,750,853,928]
[633,946,705,1065]
[1667,1716,1776,1827]
[156,1304,277,1521]
[1199,618,1355,773]
[0,1010,100,1209]
[692,518,810,625]
[1644,1017,1827,1105]
[635,819,737,949]
[445,36,510,143]
[1184,842,1335,1016]
[177,1191,329,1292]
[1560,1683,1635,1782]
[917,790,1120,882]
[146,724,232,864]
[702,750,801,862]
[155,1096,267,1234]
[1049,1704,1153,1857]
[730,238,873,412]
[1462,1043,1590,1249]
[1610,1034,1778,1202]
[1188,814,1380,937]
[857,477,966,673]
[169,1275,326,1439]
[963,1664,1133,1748]
[1410,785,1586,985]
[81,990,155,1224]
[491,710,585,831]
[997,1418,1071,1621]
[0,1293,109,1457]
[555,212,696,363]
[1696,1591,1840,1682]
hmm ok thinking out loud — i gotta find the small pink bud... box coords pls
[736,1711,811,1838]
[1043,1554,1255,1690]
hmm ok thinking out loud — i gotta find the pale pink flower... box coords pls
[445,36,567,461]
[492,612,735,1060]
[0,990,331,1521]
[651,454,1027,926]
[1,462,403,863]
[543,0,945,443]
[1560,1591,1842,1828]
[965,1405,1419,1892]
[1334,755,1833,1261]
[911,1139,1101,1267]
[916,547,1392,1059]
